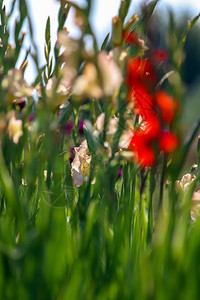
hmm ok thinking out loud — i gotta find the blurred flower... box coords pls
[7,116,23,144]
[150,48,169,64]
[191,190,200,221]
[71,140,92,187]
[118,167,122,178]
[27,113,35,122]
[119,119,135,149]
[155,90,178,124]
[176,173,200,220]
[37,75,72,109]
[69,147,74,165]
[98,51,123,96]
[159,131,179,154]
[122,30,139,45]
[2,69,33,104]
[73,51,122,99]
[78,120,84,135]
[129,127,156,167]
[94,113,119,144]
[95,113,105,132]
[60,120,74,135]
[73,62,103,99]
[119,129,134,149]
[106,115,119,137]
[13,99,26,111]
[57,30,79,69]
[126,57,157,90]
[122,30,148,54]
[128,118,178,167]
[127,84,156,119]
[176,174,196,192]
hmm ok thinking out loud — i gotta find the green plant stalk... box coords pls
[147,168,155,243]
[73,106,79,147]
[158,155,167,211]
[0,145,20,219]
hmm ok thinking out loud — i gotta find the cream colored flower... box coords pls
[71,140,92,187]
[191,190,200,221]
[7,117,23,144]
[97,51,123,96]
[45,76,71,108]
[119,130,133,149]
[176,174,196,192]
[175,173,200,220]
[73,51,122,99]
[73,63,103,99]
[94,113,134,150]
[93,113,119,143]
[2,69,33,104]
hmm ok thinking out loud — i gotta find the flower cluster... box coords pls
[126,56,179,167]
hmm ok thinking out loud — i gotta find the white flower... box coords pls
[73,51,122,99]
[71,140,92,187]
[176,174,196,192]
[191,190,200,220]
[2,69,33,104]
[119,130,133,149]
[73,63,103,99]
[7,117,23,144]
[97,51,123,96]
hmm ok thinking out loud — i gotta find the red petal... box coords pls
[155,90,177,124]
[159,131,179,154]
[126,57,157,89]
[137,147,156,167]
[122,30,138,45]
[151,48,169,64]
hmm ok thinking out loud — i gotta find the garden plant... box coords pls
[0,0,200,299]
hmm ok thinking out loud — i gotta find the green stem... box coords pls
[147,168,155,242]
[0,145,19,218]
[158,156,167,211]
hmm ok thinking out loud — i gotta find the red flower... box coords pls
[155,90,178,124]
[127,83,157,119]
[129,117,159,167]
[122,30,139,45]
[137,147,156,167]
[126,57,157,90]
[143,116,161,140]
[126,55,179,168]
[159,131,179,154]
[129,131,156,167]
[150,48,169,64]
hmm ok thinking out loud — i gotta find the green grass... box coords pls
[0,0,200,299]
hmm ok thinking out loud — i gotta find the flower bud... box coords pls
[112,16,122,47]
[124,14,139,32]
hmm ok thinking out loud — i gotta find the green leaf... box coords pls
[140,0,159,25]
[180,13,200,50]
[58,103,73,124]
[45,16,51,46]
[83,124,100,155]
[119,0,132,23]
[101,33,110,50]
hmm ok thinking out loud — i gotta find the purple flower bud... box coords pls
[78,120,84,135]
[65,121,74,135]
[27,113,35,122]
[13,99,26,111]
[61,120,74,135]
[69,147,74,164]
[118,167,122,178]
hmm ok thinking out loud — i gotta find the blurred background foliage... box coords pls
[0,0,200,299]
